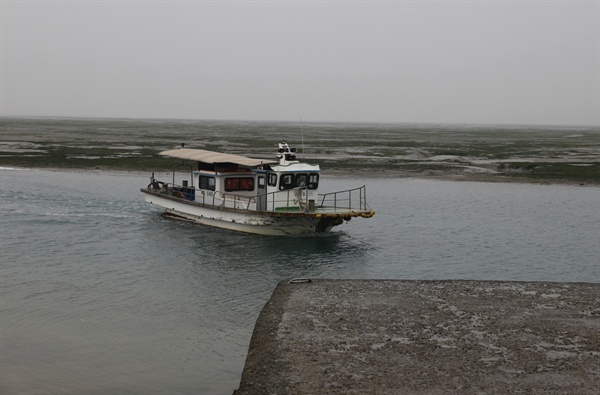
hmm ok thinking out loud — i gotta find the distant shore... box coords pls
[1,117,598,185]
[2,165,596,187]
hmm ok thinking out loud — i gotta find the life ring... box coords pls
[177,191,185,199]
[360,210,375,218]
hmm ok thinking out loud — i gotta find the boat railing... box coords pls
[189,190,254,210]
[265,188,310,212]
[318,185,370,212]
[147,179,370,213]
[214,188,309,212]
[255,186,371,213]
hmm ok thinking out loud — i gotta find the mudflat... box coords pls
[1,117,598,184]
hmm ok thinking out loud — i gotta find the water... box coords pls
[1,168,598,394]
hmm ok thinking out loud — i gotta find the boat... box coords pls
[141,142,375,236]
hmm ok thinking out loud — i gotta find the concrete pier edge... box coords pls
[235,279,600,394]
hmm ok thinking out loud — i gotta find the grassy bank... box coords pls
[1,117,598,184]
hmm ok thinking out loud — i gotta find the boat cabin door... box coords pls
[257,175,267,211]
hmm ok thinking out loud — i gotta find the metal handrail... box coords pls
[318,185,370,211]
[148,178,370,213]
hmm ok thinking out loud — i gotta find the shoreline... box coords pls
[2,165,597,186]
[2,118,598,186]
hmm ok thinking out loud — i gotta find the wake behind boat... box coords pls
[141,142,375,235]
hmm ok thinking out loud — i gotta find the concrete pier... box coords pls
[235,279,600,394]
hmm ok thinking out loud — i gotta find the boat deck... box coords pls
[142,186,374,218]
[275,206,375,218]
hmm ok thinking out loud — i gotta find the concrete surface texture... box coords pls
[235,279,600,394]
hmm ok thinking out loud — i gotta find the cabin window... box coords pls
[296,174,308,188]
[308,173,319,190]
[199,176,216,191]
[279,173,295,190]
[225,177,254,192]
[258,176,265,188]
[267,173,278,187]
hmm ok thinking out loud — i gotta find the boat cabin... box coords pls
[160,142,320,212]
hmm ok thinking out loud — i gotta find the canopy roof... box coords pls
[159,148,276,167]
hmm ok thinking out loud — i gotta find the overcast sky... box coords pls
[1,1,598,126]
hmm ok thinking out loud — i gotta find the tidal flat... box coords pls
[1,117,598,184]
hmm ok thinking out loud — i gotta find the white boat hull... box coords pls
[143,191,340,236]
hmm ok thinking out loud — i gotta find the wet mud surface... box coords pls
[1,117,598,184]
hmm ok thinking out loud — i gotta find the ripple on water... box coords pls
[1,170,598,394]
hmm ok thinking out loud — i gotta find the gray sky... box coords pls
[1,1,598,126]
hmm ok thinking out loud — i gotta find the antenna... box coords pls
[300,117,305,159]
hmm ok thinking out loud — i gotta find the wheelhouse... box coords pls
[160,142,321,212]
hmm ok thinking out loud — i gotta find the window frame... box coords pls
[224,177,255,192]
[199,175,216,191]
[267,173,278,187]
[295,174,308,188]
[308,173,319,190]
[279,173,295,190]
